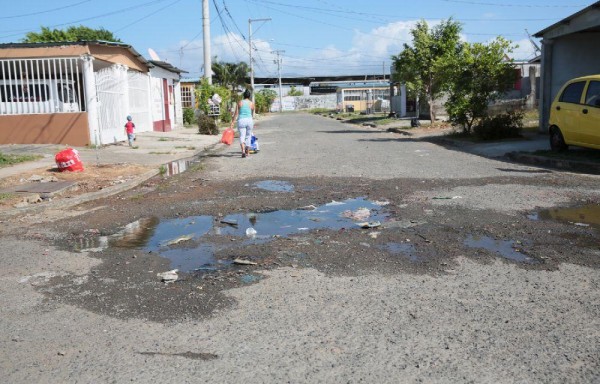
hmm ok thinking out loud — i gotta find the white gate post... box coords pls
[121,65,130,135]
[81,54,100,145]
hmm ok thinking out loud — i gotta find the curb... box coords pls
[0,169,158,219]
[505,152,600,175]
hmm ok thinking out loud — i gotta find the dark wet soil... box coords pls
[10,162,599,323]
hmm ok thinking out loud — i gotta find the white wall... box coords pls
[270,94,337,112]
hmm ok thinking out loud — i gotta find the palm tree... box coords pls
[212,60,250,98]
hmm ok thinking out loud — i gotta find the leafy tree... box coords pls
[287,86,303,96]
[391,19,462,124]
[22,26,121,43]
[255,89,277,113]
[445,37,517,133]
[194,78,231,124]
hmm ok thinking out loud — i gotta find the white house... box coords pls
[0,41,184,146]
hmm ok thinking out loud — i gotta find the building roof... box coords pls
[0,40,151,72]
[148,60,187,74]
[534,1,600,38]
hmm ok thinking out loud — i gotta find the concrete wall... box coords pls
[0,112,89,145]
[270,94,337,112]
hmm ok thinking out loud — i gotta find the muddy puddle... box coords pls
[253,180,294,192]
[378,242,421,262]
[535,204,600,230]
[76,198,391,272]
[464,235,537,263]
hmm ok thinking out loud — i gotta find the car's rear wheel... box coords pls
[550,126,568,151]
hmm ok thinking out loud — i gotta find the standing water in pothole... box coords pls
[378,242,421,262]
[464,235,537,263]
[253,180,294,192]
[95,198,389,272]
[537,204,600,230]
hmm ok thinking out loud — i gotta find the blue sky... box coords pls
[0,0,593,78]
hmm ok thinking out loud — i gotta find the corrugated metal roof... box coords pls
[148,60,187,74]
[533,1,600,37]
[0,40,151,67]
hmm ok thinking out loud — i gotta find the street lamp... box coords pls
[248,18,271,107]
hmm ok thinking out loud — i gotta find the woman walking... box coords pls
[230,89,255,158]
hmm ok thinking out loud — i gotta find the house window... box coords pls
[181,86,193,108]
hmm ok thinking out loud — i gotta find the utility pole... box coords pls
[272,50,285,112]
[248,18,271,106]
[202,0,212,84]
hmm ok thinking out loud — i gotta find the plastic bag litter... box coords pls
[157,269,179,283]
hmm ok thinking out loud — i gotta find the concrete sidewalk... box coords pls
[0,126,222,218]
[0,126,221,178]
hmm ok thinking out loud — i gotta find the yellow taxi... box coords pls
[549,74,600,151]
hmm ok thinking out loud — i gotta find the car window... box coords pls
[585,81,600,107]
[559,81,585,104]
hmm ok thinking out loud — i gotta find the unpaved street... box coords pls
[1,113,599,383]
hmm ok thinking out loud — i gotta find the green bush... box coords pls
[221,109,232,123]
[287,86,303,96]
[198,114,219,135]
[473,111,524,140]
[255,89,277,113]
[183,108,195,125]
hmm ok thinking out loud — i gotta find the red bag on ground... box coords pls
[55,148,84,172]
[221,128,234,145]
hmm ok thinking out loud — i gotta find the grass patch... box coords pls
[158,164,167,175]
[175,146,196,150]
[0,192,15,200]
[342,114,397,126]
[129,193,146,200]
[310,108,335,114]
[0,152,41,167]
[531,149,600,163]
[158,138,169,142]
[149,151,172,155]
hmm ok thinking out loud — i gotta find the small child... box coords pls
[124,115,135,147]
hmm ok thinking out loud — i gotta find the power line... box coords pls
[114,0,184,33]
[0,0,170,39]
[441,0,587,7]
[245,0,562,21]
[0,0,92,20]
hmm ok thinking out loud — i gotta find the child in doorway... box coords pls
[124,115,135,147]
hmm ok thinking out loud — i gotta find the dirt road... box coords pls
[1,113,598,383]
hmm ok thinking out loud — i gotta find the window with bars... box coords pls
[181,85,194,108]
[0,57,83,115]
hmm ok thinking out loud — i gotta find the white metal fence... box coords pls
[127,70,151,133]
[0,58,83,115]
[95,65,125,144]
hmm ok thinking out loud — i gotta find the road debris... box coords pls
[297,204,317,211]
[165,234,194,246]
[356,221,381,229]
[245,227,257,237]
[157,269,179,283]
[341,207,371,221]
[233,259,258,266]
[220,219,238,226]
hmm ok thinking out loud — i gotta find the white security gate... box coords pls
[95,65,126,145]
[127,70,151,133]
